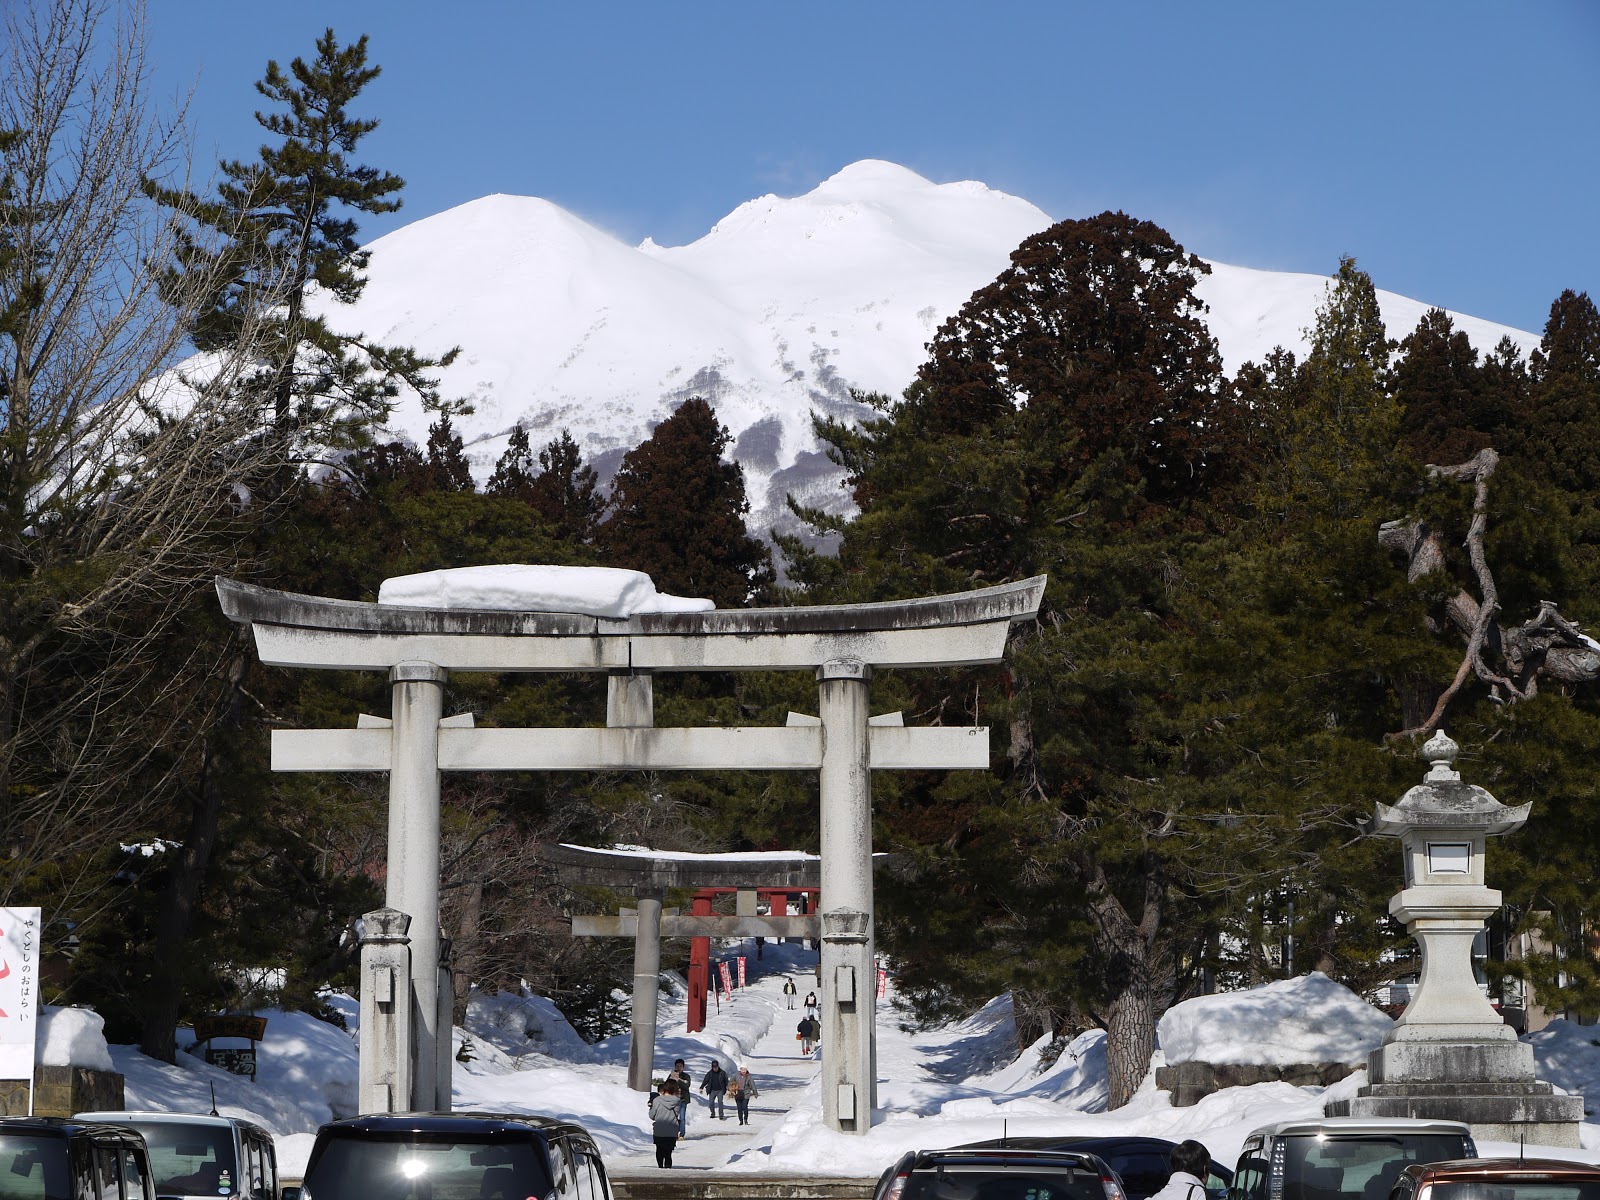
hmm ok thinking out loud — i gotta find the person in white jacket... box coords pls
[1147,1141,1211,1200]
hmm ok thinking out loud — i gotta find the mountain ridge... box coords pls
[326,161,1538,543]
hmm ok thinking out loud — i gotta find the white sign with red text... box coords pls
[0,908,42,1079]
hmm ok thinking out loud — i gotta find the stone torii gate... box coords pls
[216,573,1044,1133]
[537,843,828,1091]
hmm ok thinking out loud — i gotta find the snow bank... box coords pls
[1159,972,1392,1066]
[37,1006,114,1070]
[1528,1019,1600,1121]
[377,565,713,616]
[464,989,600,1065]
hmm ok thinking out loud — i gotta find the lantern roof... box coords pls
[1370,731,1530,838]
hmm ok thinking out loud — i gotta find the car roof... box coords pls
[966,1137,1179,1152]
[1402,1159,1600,1181]
[910,1150,1108,1169]
[0,1116,146,1141]
[1247,1117,1472,1139]
[76,1111,273,1138]
[319,1112,588,1139]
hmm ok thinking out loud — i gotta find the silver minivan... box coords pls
[1230,1118,1476,1200]
[75,1112,278,1200]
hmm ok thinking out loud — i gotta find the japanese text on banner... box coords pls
[0,907,43,1079]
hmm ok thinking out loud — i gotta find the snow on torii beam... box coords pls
[215,573,1046,1132]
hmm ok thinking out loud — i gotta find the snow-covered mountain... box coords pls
[340,159,1537,542]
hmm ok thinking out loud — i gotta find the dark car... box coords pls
[1387,1158,1600,1200]
[873,1148,1129,1200]
[0,1116,155,1200]
[958,1137,1233,1200]
[301,1113,611,1200]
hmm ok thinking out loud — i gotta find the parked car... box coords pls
[300,1113,612,1200]
[1231,1118,1476,1200]
[1387,1158,1600,1200]
[0,1115,155,1200]
[959,1136,1233,1200]
[874,1148,1129,1200]
[75,1111,278,1200]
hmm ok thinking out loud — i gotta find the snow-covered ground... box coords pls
[82,942,1600,1181]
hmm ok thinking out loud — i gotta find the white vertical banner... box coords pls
[0,907,42,1080]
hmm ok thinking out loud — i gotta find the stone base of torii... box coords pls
[216,573,1044,1133]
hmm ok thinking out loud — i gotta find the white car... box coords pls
[1231,1118,1476,1200]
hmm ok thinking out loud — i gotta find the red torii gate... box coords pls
[684,886,819,1032]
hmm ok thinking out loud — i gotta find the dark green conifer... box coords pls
[425,416,474,493]
[601,398,773,606]
[529,431,603,547]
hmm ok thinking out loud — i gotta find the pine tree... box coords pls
[1395,309,1492,464]
[147,28,460,451]
[425,416,474,493]
[530,431,603,547]
[487,425,538,499]
[601,399,773,606]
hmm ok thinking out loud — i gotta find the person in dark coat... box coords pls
[797,1014,820,1055]
[701,1059,730,1118]
[666,1058,691,1134]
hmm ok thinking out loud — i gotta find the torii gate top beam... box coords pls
[534,843,896,891]
[214,576,1046,673]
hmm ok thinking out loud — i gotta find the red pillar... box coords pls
[687,891,713,1032]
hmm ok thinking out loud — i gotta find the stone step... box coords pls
[611,1174,877,1200]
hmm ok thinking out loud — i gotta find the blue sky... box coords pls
[145,1,1598,336]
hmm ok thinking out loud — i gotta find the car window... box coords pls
[1280,1136,1470,1200]
[1105,1153,1173,1199]
[126,1126,236,1199]
[1429,1184,1600,1200]
[906,1168,1108,1200]
[122,1150,150,1200]
[304,1136,553,1200]
[1232,1158,1266,1200]
[0,1135,72,1200]
[92,1147,122,1200]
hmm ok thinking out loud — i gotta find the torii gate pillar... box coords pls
[818,659,874,1130]
[627,888,665,1092]
[388,661,448,1109]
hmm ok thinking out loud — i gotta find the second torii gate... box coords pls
[539,843,830,1089]
[216,573,1044,1132]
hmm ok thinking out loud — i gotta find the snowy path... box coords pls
[619,951,825,1170]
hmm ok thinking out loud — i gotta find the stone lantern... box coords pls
[1329,731,1583,1145]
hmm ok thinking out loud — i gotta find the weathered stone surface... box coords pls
[1155,1060,1357,1107]
[0,1067,124,1116]
[1328,1088,1585,1147]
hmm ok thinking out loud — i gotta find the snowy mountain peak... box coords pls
[326,161,1538,548]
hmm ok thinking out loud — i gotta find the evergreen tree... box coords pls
[425,416,474,493]
[1396,309,1492,464]
[487,425,538,498]
[147,28,460,451]
[601,398,773,606]
[529,431,604,547]
[793,213,1254,1106]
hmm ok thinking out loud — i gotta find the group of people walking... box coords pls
[648,971,828,1168]
[648,1056,761,1168]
